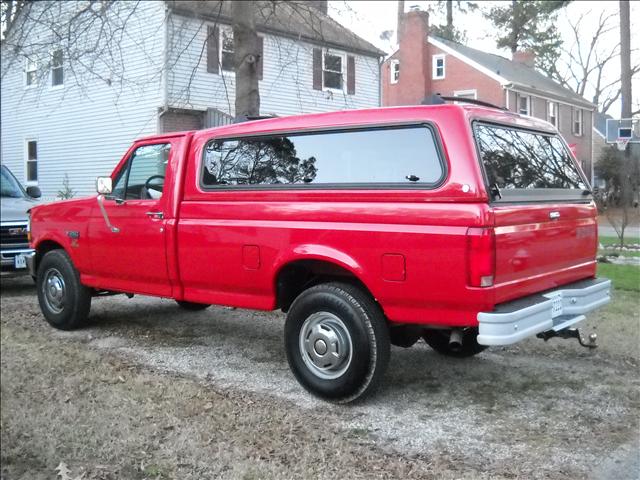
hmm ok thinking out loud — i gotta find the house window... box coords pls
[432,54,445,79]
[547,101,558,127]
[25,59,37,87]
[51,49,63,87]
[390,59,400,84]
[572,108,583,136]
[220,28,234,72]
[453,89,477,102]
[518,94,530,115]
[25,140,38,183]
[323,51,344,90]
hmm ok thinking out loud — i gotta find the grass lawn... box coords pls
[599,236,640,258]
[599,235,640,246]
[597,263,640,292]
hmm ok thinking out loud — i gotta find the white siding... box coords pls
[167,15,380,117]
[1,5,381,198]
[0,2,166,198]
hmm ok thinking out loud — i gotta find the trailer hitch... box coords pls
[536,328,598,349]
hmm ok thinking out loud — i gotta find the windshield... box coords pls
[1,165,26,198]
[474,123,587,200]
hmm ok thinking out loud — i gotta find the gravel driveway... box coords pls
[2,276,639,479]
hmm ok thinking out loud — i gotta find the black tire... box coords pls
[422,328,487,358]
[176,300,210,311]
[36,249,91,330]
[284,282,390,403]
[389,325,422,348]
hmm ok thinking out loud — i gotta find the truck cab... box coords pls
[28,104,611,402]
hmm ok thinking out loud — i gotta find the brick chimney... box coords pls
[512,50,536,68]
[392,8,430,105]
[307,1,327,15]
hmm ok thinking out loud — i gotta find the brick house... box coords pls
[382,9,596,182]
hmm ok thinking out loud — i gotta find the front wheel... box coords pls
[284,282,390,403]
[36,249,91,330]
[422,328,487,358]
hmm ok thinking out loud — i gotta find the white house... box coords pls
[1,1,383,197]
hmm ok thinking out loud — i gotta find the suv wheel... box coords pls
[37,249,91,330]
[284,282,390,403]
[422,328,487,358]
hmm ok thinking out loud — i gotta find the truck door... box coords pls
[89,142,172,296]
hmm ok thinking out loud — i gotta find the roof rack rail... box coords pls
[234,114,278,123]
[438,96,507,111]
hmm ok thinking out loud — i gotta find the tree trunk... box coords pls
[620,0,631,119]
[233,1,260,119]
[446,0,453,38]
[510,0,518,52]
[397,0,405,43]
[618,0,632,247]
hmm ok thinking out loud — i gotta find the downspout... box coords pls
[158,3,170,132]
[378,55,383,107]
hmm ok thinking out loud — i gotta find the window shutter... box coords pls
[257,36,264,80]
[347,55,356,95]
[207,26,220,74]
[312,48,322,90]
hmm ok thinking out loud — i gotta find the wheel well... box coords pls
[276,260,371,312]
[35,240,64,270]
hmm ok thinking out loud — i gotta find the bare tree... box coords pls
[607,0,636,248]
[542,8,639,114]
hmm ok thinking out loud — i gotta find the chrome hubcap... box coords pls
[299,312,352,380]
[43,268,66,314]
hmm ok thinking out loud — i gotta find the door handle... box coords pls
[146,211,164,219]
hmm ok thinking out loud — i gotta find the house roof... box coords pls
[594,111,613,137]
[167,1,385,58]
[428,35,595,109]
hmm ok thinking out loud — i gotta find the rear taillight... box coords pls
[467,227,495,287]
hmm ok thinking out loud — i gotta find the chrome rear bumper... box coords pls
[477,278,611,346]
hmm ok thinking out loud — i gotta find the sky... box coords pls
[328,0,639,119]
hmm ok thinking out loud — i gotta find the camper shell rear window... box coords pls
[473,122,588,202]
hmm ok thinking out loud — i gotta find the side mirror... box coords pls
[96,177,113,195]
[26,186,41,198]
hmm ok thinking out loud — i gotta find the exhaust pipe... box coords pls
[449,329,463,351]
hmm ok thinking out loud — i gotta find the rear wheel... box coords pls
[176,300,210,311]
[284,282,390,403]
[422,328,487,358]
[36,249,91,330]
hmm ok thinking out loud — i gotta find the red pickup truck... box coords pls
[28,104,611,402]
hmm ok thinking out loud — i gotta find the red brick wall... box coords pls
[428,45,505,107]
[382,36,506,107]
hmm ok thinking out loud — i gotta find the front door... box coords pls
[89,143,172,296]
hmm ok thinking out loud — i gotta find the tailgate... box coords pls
[492,202,598,304]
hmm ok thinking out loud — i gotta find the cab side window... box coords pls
[112,144,170,200]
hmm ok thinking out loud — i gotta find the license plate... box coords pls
[548,293,563,318]
[14,254,26,269]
